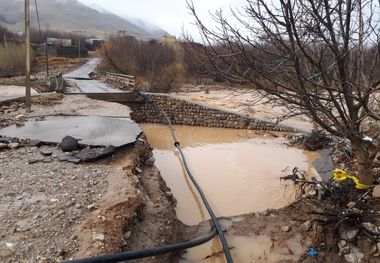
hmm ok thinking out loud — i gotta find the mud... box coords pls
[122,161,183,263]
[180,199,334,263]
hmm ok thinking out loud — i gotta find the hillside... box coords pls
[0,0,167,39]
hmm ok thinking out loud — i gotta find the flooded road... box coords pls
[141,124,319,226]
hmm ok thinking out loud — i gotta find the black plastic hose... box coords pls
[62,228,217,263]
[158,108,234,263]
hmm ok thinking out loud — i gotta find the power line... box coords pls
[34,0,42,39]
[34,0,49,77]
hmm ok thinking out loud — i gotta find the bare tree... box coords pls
[187,0,380,184]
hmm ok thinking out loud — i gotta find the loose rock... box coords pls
[338,240,348,250]
[66,157,81,164]
[58,136,79,152]
[5,243,16,250]
[145,157,155,167]
[40,149,53,156]
[15,122,25,127]
[301,220,312,231]
[29,140,42,147]
[372,185,380,198]
[74,147,115,162]
[92,233,105,241]
[42,158,54,163]
[123,231,131,239]
[340,228,359,242]
[344,246,364,263]
[8,143,19,149]
[28,158,43,164]
[362,222,380,235]
[281,226,290,232]
[15,114,25,121]
[87,204,96,210]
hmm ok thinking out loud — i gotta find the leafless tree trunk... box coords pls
[187,0,380,185]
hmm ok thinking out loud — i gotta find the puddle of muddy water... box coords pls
[141,124,319,226]
[141,124,319,263]
[180,234,310,263]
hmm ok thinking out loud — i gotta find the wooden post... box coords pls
[25,0,31,112]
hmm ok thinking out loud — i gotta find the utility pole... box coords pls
[34,0,49,78]
[3,35,7,49]
[25,0,31,112]
[78,38,81,59]
[45,35,49,77]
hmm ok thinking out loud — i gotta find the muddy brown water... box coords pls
[141,124,320,262]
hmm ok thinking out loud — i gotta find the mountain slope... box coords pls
[127,16,169,39]
[0,0,167,39]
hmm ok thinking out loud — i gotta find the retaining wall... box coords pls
[128,93,298,132]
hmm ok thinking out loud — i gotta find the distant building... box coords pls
[46,45,88,58]
[85,38,104,50]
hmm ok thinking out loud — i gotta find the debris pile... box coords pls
[288,130,333,151]
[282,168,380,262]
[0,102,26,128]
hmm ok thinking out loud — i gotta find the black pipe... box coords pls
[62,228,217,263]
[157,108,234,263]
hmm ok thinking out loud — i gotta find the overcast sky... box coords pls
[77,0,247,38]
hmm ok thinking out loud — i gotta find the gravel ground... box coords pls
[0,145,112,262]
[0,95,147,263]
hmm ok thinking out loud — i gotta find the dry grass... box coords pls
[34,56,80,65]
[31,93,64,105]
[0,43,26,77]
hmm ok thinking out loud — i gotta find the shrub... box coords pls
[98,36,184,92]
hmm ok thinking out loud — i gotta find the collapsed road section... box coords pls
[0,116,142,148]
[0,94,183,263]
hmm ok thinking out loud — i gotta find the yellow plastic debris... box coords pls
[332,169,374,189]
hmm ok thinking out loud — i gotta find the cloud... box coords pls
[77,0,247,38]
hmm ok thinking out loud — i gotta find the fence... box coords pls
[106,72,135,87]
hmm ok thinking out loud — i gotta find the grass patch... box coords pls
[0,43,27,77]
